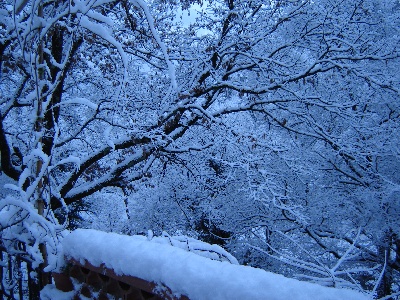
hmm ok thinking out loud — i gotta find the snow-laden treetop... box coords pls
[62,229,371,300]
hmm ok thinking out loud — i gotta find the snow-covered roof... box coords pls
[62,229,371,300]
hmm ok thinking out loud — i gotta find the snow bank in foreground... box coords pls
[62,229,371,300]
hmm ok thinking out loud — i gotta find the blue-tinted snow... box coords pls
[61,229,371,300]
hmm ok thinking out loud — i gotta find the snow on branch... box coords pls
[249,228,380,294]
[148,230,239,265]
[131,0,177,91]
[163,143,213,153]
[79,15,128,81]
[48,156,81,173]
[0,195,66,270]
[52,98,98,110]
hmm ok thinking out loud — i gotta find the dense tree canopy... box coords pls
[1,0,399,298]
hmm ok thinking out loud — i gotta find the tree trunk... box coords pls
[376,231,394,298]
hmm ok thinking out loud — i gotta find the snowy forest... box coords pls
[0,0,399,298]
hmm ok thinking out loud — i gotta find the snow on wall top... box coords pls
[62,229,371,300]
